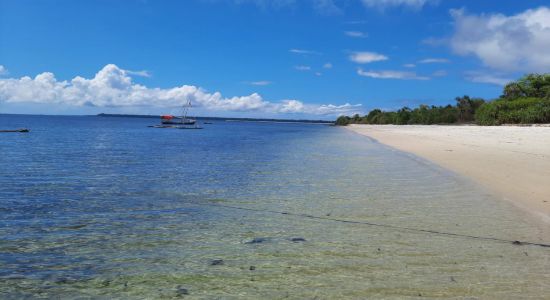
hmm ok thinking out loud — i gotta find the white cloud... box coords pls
[357,68,429,80]
[421,37,447,47]
[311,0,342,15]
[349,51,388,64]
[231,0,341,14]
[315,103,363,115]
[0,64,359,116]
[465,71,512,86]
[279,99,304,113]
[344,31,368,38]
[125,69,151,77]
[294,65,311,71]
[0,65,8,76]
[246,80,272,86]
[315,72,322,76]
[361,0,436,10]
[289,48,321,55]
[345,20,367,25]
[432,70,447,77]
[418,58,450,64]
[323,63,333,69]
[403,63,416,68]
[450,7,550,72]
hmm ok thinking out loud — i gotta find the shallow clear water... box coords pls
[1,115,549,299]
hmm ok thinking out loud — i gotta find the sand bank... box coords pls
[347,124,550,222]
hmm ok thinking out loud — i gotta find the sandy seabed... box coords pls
[347,124,550,224]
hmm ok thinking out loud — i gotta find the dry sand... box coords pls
[347,124,550,223]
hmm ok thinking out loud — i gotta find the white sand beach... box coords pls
[347,124,550,223]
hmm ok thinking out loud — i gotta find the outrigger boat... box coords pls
[160,115,196,125]
[149,98,202,129]
[160,98,196,125]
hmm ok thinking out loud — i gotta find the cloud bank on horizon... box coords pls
[0,64,361,116]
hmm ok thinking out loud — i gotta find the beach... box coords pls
[348,124,550,223]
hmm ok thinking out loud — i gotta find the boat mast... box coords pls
[181,98,191,124]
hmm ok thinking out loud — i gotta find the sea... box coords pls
[1,114,549,299]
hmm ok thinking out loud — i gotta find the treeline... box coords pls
[336,73,550,126]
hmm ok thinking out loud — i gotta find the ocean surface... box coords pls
[1,115,549,299]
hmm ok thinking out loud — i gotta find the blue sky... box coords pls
[1,0,549,119]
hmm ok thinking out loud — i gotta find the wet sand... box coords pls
[347,124,550,223]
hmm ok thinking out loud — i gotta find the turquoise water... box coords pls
[1,115,549,299]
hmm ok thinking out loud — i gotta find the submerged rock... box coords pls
[245,237,268,244]
[249,266,256,271]
[210,259,224,266]
[176,286,189,296]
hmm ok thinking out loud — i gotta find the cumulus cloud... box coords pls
[344,31,368,38]
[465,71,513,86]
[323,63,333,69]
[289,48,321,55]
[418,58,450,64]
[450,7,550,72]
[0,64,359,116]
[125,69,151,77]
[349,51,388,64]
[246,80,272,86]
[357,68,429,80]
[432,70,447,77]
[0,65,8,76]
[361,0,436,10]
[294,65,311,71]
[231,0,341,14]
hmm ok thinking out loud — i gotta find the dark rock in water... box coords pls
[249,266,256,271]
[176,286,189,296]
[512,240,523,245]
[210,259,224,266]
[245,237,268,244]
[450,276,456,282]
[290,237,306,242]
[63,224,87,230]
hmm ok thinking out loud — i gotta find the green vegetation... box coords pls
[336,73,550,126]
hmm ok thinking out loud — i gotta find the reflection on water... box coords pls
[0,115,549,299]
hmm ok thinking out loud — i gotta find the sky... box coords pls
[1,0,549,119]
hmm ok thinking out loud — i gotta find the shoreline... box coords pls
[346,124,550,224]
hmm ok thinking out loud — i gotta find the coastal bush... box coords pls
[333,73,549,126]
[502,74,550,100]
[475,98,550,125]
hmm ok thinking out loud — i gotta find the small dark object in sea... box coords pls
[450,276,456,282]
[290,237,306,242]
[246,237,267,244]
[0,128,29,133]
[249,266,256,271]
[176,286,189,296]
[204,122,213,124]
[512,240,523,245]
[63,224,87,230]
[210,259,224,266]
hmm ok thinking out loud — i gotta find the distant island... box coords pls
[97,113,334,124]
[337,73,550,126]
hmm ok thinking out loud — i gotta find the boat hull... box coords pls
[161,118,196,125]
